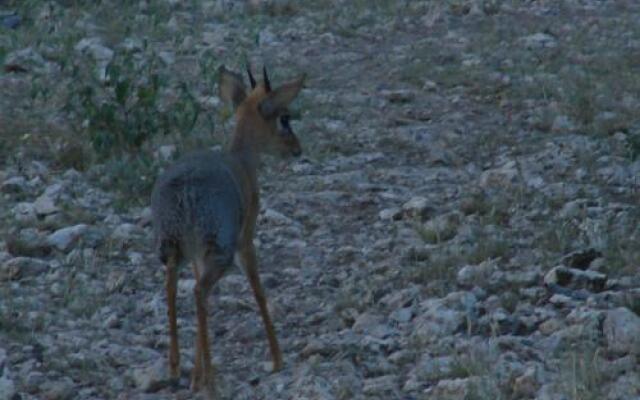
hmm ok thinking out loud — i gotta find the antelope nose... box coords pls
[292,147,302,157]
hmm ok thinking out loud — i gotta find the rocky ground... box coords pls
[1,0,640,399]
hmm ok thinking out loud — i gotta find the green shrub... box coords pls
[65,47,206,159]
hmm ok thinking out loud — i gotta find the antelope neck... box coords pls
[229,120,260,187]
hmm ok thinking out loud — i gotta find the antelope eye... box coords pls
[280,115,290,126]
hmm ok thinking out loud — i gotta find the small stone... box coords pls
[561,248,602,270]
[480,161,518,188]
[155,145,176,161]
[551,115,575,133]
[548,294,575,307]
[603,307,640,355]
[1,176,27,193]
[75,37,114,80]
[544,265,607,292]
[426,377,483,399]
[4,47,46,72]
[0,375,16,400]
[104,313,120,329]
[138,207,153,227]
[457,260,497,287]
[412,354,454,382]
[352,313,395,338]
[604,374,640,400]
[378,207,402,221]
[6,228,51,257]
[25,370,45,393]
[177,278,196,297]
[390,307,413,323]
[538,318,564,335]
[131,359,172,392]
[47,224,89,252]
[380,89,416,103]
[600,355,636,380]
[75,37,114,62]
[121,37,144,52]
[112,223,141,243]
[1,13,21,29]
[41,377,75,400]
[158,50,175,65]
[413,298,464,342]
[12,202,37,222]
[262,209,295,225]
[513,366,540,397]
[258,27,278,46]
[379,285,419,309]
[402,197,431,220]
[0,257,50,281]
[362,375,398,396]
[33,193,59,216]
[521,32,557,49]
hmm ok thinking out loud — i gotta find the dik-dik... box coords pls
[150,65,305,396]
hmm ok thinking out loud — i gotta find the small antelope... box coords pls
[150,65,305,396]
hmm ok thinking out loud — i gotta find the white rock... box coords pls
[262,208,295,225]
[457,260,497,287]
[521,32,557,49]
[0,348,6,370]
[380,89,416,103]
[411,354,454,382]
[12,202,37,222]
[75,37,114,81]
[426,377,483,399]
[33,193,59,216]
[0,375,16,400]
[544,265,606,292]
[75,37,114,62]
[352,312,395,338]
[513,366,540,397]
[47,224,88,252]
[0,257,50,281]
[402,196,431,220]
[178,278,196,297]
[155,144,176,161]
[112,223,141,242]
[121,37,144,52]
[379,207,402,220]
[131,359,171,392]
[604,373,640,400]
[103,313,120,329]
[413,298,464,342]
[4,47,46,71]
[390,307,413,323]
[363,375,398,396]
[480,161,518,188]
[1,176,27,193]
[551,115,575,133]
[603,307,640,355]
[258,27,278,46]
[40,377,74,400]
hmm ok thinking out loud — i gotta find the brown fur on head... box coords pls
[218,65,306,158]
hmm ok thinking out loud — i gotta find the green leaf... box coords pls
[115,80,129,106]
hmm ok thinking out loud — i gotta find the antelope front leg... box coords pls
[238,244,283,371]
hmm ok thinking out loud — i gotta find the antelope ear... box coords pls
[258,74,306,119]
[218,66,247,109]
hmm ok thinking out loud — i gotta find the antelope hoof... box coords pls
[272,357,283,373]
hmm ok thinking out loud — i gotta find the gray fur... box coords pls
[151,150,245,268]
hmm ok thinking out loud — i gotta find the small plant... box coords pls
[65,48,207,158]
[555,348,605,400]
